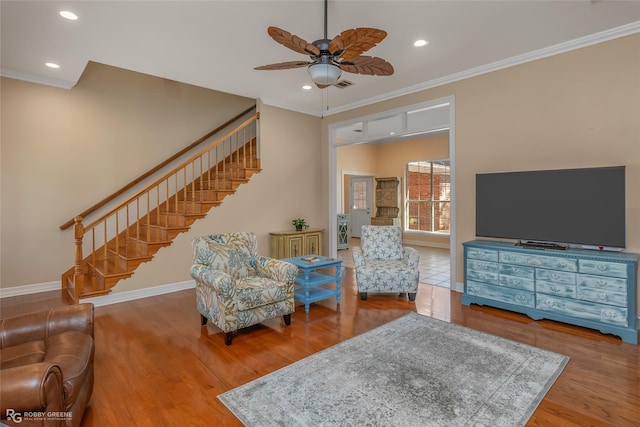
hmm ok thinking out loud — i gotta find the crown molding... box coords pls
[0,68,76,90]
[322,21,640,116]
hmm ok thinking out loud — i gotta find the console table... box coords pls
[283,255,342,314]
[270,229,323,259]
[462,239,639,344]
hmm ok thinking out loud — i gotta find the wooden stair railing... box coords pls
[62,113,260,303]
[59,106,256,231]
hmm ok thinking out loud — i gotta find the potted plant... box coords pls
[292,218,308,231]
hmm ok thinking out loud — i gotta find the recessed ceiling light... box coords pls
[59,11,78,20]
[414,39,429,47]
[45,62,60,69]
[302,85,312,90]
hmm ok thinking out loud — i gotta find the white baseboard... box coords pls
[83,280,195,307]
[452,282,464,293]
[0,281,60,298]
[403,240,450,250]
[0,279,195,307]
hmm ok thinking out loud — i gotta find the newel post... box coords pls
[73,216,85,303]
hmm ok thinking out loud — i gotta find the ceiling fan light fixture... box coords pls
[308,62,342,87]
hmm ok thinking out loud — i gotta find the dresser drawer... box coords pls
[467,248,499,262]
[500,252,577,272]
[499,264,534,279]
[467,259,498,274]
[498,275,535,292]
[467,280,534,308]
[536,268,576,285]
[466,269,498,285]
[577,287,627,307]
[579,260,627,278]
[536,294,628,327]
[536,281,576,298]
[578,274,627,293]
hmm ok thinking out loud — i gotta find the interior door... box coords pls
[349,176,372,238]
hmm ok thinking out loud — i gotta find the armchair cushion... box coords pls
[1,340,46,370]
[236,276,291,311]
[361,225,403,260]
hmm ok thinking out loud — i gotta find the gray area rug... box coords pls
[218,312,569,427]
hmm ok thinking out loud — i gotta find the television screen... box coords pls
[475,166,626,248]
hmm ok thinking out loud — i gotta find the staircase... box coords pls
[61,113,260,303]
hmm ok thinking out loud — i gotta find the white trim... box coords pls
[403,239,449,250]
[452,282,465,293]
[263,22,640,117]
[0,279,196,306]
[0,281,61,298]
[0,68,76,90]
[448,99,457,291]
[82,280,195,307]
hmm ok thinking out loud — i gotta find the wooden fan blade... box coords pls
[267,26,321,56]
[339,56,394,76]
[338,28,388,59]
[316,83,332,89]
[328,35,344,56]
[254,61,311,71]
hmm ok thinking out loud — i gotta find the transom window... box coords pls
[405,160,450,234]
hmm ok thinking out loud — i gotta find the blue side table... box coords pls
[283,255,342,313]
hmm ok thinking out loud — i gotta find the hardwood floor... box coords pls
[2,268,639,426]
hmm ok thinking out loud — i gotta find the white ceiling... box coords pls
[1,1,639,116]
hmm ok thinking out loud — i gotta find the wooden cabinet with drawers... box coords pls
[270,229,324,259]
[462,239,639,344]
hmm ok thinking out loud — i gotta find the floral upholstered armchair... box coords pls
[191,232,298,345]
[352,225,420,301]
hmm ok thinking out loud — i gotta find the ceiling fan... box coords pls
[254,0,394,88]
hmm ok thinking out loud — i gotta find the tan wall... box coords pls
[0,63,323,292]
[114,103,324,293]
[336,143,378,213]
[336,135,449,247]
[324,34,640,304]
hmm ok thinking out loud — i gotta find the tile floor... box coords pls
[336,238,451,288]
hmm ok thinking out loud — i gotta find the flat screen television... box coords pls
[475,166,626,248]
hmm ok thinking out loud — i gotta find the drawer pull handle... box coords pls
[551,273,560,280]
[528,258,542,266]
[597,294,607,301]
[551,286,561,293]
[596,264,608,271]
[510,279,521,285]
[596,279,607,287]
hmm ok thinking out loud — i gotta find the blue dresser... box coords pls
[462,240,639,344]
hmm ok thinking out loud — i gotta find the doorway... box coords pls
[328,96,457,289]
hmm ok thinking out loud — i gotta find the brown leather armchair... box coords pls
[1,304,94,427]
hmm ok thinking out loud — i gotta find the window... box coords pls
[352,180,368,210]
[405,160,450,234]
